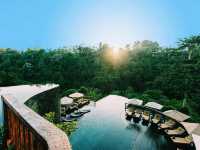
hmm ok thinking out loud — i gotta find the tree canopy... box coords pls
[0,35,200,121]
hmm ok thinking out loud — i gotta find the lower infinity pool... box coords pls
[69,95,176,150]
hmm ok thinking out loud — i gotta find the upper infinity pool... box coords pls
[0,84,58,125]
[69,95,176,150]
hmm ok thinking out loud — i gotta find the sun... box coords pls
[111,47,121,64]
[112,47,120,56]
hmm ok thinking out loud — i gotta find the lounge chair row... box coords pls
[126,107,162,125]
[170,135,193,146]
[125,106,194,147]
[162,123,194,146]
[61,98,90,116]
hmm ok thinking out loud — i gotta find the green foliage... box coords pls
[85,87,103,101]
[143,90,163,100]
[62,86,103,101]
[1,35,200,122]
[55,122,77,136]
[26,87,60,122]
[141,89,169,103]
[0,125,4,138]
[0,125,4,149]
[178,107,189,115]
[162,99,182,111]
[44,112,56,123]
[63,89,77,96]
[78,86,88,94]
[164,99,182,108]
[111,90,122,95]
[7,145,15,150]
[44,112,77,135]
[122,87,139,99]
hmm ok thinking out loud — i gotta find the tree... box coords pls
[178,35,200,60]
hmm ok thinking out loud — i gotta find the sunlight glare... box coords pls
[112,47,120,55]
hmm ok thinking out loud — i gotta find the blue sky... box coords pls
[0,0,200,50]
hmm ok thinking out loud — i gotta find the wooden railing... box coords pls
[2,94,71,150]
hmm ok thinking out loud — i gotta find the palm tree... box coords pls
[178,35,200,60]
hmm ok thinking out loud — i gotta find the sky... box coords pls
[0,0,200,50]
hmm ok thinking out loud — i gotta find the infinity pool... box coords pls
[0,84,58,125]
[69,95,176,150]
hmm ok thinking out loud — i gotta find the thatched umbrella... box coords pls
[60,97,73,105]
[181,122,200,150]
[126,99,143,115]
[163,110,190,122]
[181,122,200,134]
[128,98,143,106]
[144,102,163,110]
[69,92,84,99]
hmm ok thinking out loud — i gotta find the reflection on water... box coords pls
[126,123,141,132]
[70,95,176,150]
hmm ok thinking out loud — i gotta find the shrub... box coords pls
[140,94,152,102]
[44,112,77,135]
[0,125,4,138]
[111,90,122,95]
[44,112,56,123]
[78,86,88,94]
[143,89,163,100]
[162,98,183,111]
[63,89,77,96]
[163,99,182,109]
[56,121,77,136]
[178,107,189,114]
[162,105,177,111]
[123,87,140,98]
[86,88,103,101]
[0,125,4,149]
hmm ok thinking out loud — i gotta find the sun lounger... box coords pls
[159,119,176,129]
[171,135,193,145]
[141,111,150,126]
[165,127,185,136]
[126,111,132,116]
[134,113,140,118]
[132,109,142,123]
[133,109,142,118]
[69,104,78,110]
[70,111,85,118]
[133,115,141,123]
[135,109,142,114]
[152,114,161,124]
[77,99,90,107]
[125,111,133,121]
[79,109,90,114]
[61,116,77,122]
[127,106,136,113]
[126,110,133,121]
[142,111,150,121]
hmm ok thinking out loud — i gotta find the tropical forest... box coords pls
[1,35,200,122]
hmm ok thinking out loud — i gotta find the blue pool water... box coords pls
[69,95,176,150]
